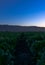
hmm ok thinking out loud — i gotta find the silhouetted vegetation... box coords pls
[0,32,45,65]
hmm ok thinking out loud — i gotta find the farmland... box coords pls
[0,32,45,65]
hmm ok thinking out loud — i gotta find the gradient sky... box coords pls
[0,0,45,27]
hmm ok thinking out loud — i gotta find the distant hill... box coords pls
[0,25,45,32]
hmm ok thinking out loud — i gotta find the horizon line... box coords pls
[0,24,45,27]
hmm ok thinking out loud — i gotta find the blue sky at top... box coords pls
[0,0,45,27]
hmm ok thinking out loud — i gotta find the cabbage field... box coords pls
[0,32,45,65]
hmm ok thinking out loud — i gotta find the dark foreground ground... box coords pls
[0,32,45,65]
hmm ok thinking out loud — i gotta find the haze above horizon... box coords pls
[0,0,45,27]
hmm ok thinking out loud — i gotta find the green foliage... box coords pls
[0,32,45,65]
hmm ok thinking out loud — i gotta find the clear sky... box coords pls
[0,0,45,27]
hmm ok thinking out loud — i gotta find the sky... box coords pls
[0,0,45,27]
